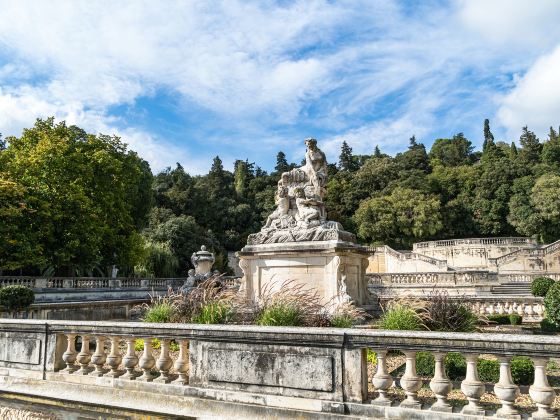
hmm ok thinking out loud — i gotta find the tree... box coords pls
[374,145,382,158]
[1,118,152,275]
[275,151,290,173]
[530,174,560,241]
[483,119,495,151]
[542,127,560,167]
[339,141,358,171]
[429,133,474,167]
[518,126,542,165]
[395,136,430,173]
[233,159,254,198]
[353,187,443,248]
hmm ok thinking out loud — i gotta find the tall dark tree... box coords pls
[374,145,382,158]
[275,151,290,173]
[338,141,358,171]
[518,126,542,165]
[483,119,495,151]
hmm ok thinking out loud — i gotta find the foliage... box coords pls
[509,314,522,325]
[487,314,511,325]
[136,240,179,278]
[257,304,303,327]
[330,314,356,328]
[420,291,479,332]
[476,357,534,385]
[379,304,424,331]
[141,300,177,323]
[445,352,467,380]
[0,285,35,312]
[1,118,152,275]
[544,282,560,326]
[540,318,558,333]
[192,301,232,324]
[531,277,555,297]
[366,349,377,365]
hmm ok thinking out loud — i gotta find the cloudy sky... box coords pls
[0,0,559,173]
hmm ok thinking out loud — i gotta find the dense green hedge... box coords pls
[531,277,555,297]
[0,285,35,312]
[487,314,522,325]
[544,282,560,326]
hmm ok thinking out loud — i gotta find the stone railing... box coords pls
[414,237,536,250]
[368,271,488,286]
[0,320,559,419]
[466,297,545,320]
[0,276,186,289]
[368,246,449,269]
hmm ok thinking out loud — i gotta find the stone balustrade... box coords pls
[0,276,187,289]
[414,237,537,250]
[467,297,545,320]
[368,271,491,286]
[1,319,559,419]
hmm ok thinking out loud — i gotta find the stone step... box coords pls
[491,283,532,295]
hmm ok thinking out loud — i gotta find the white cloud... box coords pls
[497,46,560,140]
[459,0,560,49]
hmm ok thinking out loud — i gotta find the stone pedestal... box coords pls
[237,240,370,307]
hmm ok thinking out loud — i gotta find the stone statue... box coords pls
[247,138,355,245]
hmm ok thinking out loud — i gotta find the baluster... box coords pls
[517,304,525,316]
[62,333,78,373]
[155,339,173,383]
[494,356,520,419]
[173,339,189,385]
[121,337,139,379]
[105,336,122,378]
[461,354,485,415]
[529,358,556,419]
[90,336,107,376]
[75,335,92,375]
[429,352,452,412]
[371,349,393,406]
[399,351,422,409]
[138,337,156,382]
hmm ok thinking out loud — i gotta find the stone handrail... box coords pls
[0,319,558,418]
[367,271,489,286]
[0,276,186,289]
[414,237,536,250]
[369,246,449,269]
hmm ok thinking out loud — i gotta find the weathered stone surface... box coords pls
[0,335,41,365]
[237,240,371,306]
[208,349,333,391]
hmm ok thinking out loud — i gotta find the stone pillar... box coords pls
[237,240,370,308]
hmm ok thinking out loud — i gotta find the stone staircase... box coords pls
[491,282,532,296]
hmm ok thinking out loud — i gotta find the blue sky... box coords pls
[1,0,560,174]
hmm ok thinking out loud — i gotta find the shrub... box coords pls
[421,291,479,332]
[379,305,423,331]
[511,357,534,385]
[509,314,522,325]
[328,302,368,328]
[540,318,558,333]
[531,276,555,297]
[477,359,499,383]
[367,349,377,365]
[487,314,510,325]
[135,338,179,352]
[330,314,355,328]
[257,303,303,327]
[0,285,35,312]
[445,352,466,380]
[544,282,560,326]
[192,301,232,324]
[416,351,435,376]
[476,357,534,385]
[142,301,177,323]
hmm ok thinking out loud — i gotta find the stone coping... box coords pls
[239,240,368,255]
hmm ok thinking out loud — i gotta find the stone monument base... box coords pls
[236,240,370,308]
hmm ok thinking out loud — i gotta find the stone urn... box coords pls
[191,245,215,276]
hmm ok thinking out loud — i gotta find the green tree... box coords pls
[542,127,560,167]
[275,151,290,173]
[1,118,152,275]
[429,133,474,167]
[518,126,542,165]
[530,174,560,241]
[483,118,495,151]
[339,141,358,171]
[353,187,443,248]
